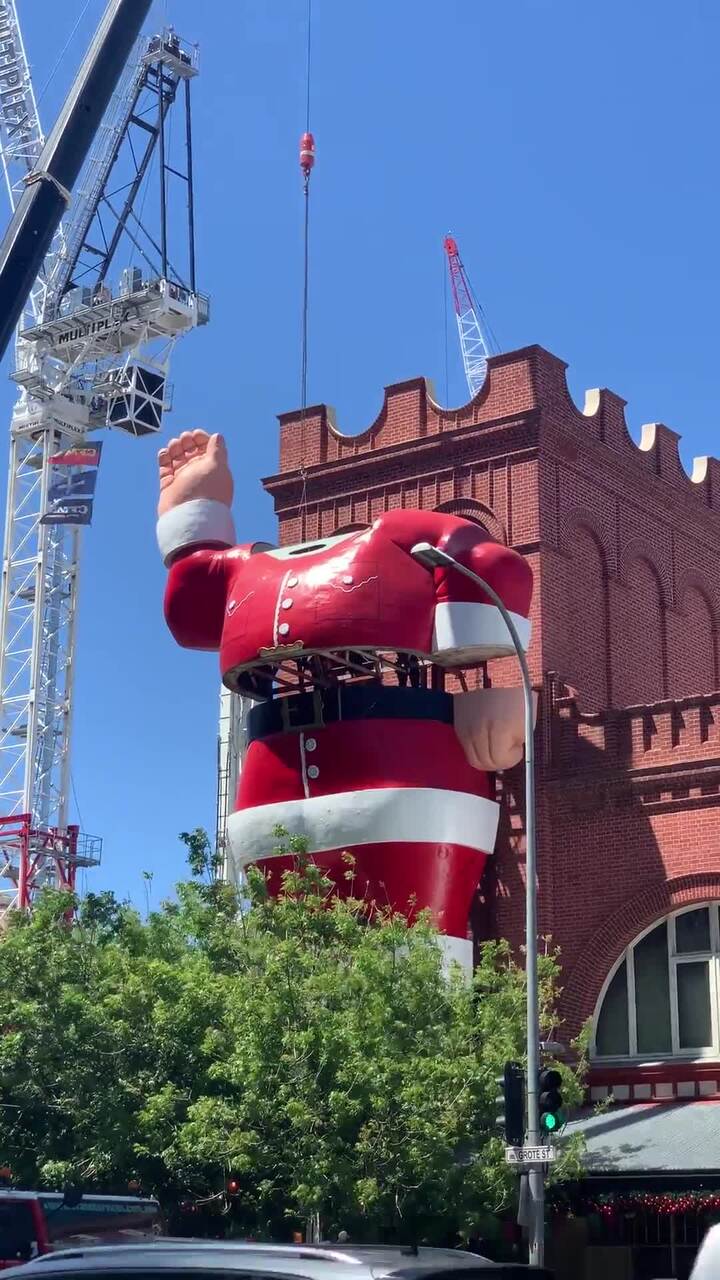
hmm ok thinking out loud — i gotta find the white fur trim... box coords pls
[227,785,499,869]
[157,499,236,565]
[385,937,473,979]
[437,934,474,978]
[432,601,531,662]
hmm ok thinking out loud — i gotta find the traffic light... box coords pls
[538,1067,563,1134]
[226,1175,240,1197]
[495,1060,525,1146]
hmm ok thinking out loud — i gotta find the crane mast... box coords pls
[216,687,249,882]
[443,235,498,398]
[0,13,207,910]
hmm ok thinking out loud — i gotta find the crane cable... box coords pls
[298,0,314,537]
[301,0,312,412]
[36,0,95,107]
[443,249,449,406]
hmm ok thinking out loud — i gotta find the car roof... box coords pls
[3,1241,527,1277]
[2,1242,554,1278]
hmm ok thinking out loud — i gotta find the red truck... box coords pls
[0,1190,161,1267]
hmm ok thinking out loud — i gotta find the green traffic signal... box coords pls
[538,1067,563,1134]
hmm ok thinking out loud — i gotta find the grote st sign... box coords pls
[505,1145,557,1165]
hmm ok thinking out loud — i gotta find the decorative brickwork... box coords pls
[264,344,720,1065]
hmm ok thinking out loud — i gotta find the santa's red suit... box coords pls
[158,501,533,970]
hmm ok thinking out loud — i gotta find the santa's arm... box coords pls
[454,687,538,772]
[377,509,535,770]
[429,518,535,766]
[157,499,238,651]
[429,524,532,665]
[379,508,533,665]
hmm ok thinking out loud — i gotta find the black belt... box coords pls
[246,684,454,743]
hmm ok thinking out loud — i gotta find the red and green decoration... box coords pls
[554,1190,720,1218]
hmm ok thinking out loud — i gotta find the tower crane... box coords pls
[0,6,207,910]
[443,235,498,398]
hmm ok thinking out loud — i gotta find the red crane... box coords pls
[444,235,498,397]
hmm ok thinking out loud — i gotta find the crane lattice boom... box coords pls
[443,234,498,399]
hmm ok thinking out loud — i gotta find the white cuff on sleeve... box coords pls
[437,934,474,980]
[432,601,531,664]
[157,498,236,565]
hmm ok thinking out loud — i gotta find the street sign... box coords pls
[505,1145,557,1165]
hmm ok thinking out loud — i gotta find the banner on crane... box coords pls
[42,442,102,525]
[40,499,94,527]
[49,442,103,467]
[48,470,98,503]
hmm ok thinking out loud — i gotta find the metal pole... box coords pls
[158,62,168,278]
[184,77,196,293]
[410,542,543,1266]
[58,529,82,832]
[0,0,153,360]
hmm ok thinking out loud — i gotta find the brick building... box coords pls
[263,345,720,1275]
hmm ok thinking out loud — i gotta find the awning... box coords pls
[564,1102,720,1173]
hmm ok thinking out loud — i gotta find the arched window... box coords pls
[593,905,720,1060]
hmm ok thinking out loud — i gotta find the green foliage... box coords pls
[179,828,222,882]
[0,833,584,1242]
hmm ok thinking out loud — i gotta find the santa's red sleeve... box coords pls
[157,498,266,652]
[377,508,533,665]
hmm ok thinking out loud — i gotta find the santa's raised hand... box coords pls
[157,430,233,516]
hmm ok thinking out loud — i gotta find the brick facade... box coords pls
[263,344,720,1067]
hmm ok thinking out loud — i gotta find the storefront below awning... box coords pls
[547,1103,720,1280]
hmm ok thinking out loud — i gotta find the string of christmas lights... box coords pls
[553,1190,720,1218]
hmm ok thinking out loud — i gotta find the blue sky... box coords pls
[1,0,717,905]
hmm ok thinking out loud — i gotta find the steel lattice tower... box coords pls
[0,10,207,909]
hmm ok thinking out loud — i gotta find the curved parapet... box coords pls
[637,421,688,487]
[581,385,632,450]
[581,389,720,509]
[276,345,574,473]
[691,455,720,509]
[270,343,720,515]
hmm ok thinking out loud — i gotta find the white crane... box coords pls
[0,8,207,909]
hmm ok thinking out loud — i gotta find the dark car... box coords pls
[3,1240,555,1280]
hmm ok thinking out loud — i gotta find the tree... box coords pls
[0,830,584,1244]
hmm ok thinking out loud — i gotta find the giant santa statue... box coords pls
[157,429,533,969]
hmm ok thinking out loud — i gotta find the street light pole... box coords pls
[410,541,544,1267]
